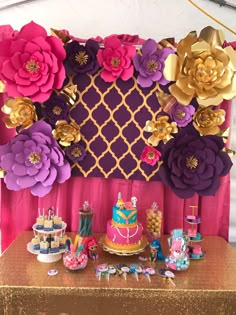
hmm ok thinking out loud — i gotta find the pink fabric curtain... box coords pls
[0,99,232,252]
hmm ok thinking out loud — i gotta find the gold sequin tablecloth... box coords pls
[0,232,236,315]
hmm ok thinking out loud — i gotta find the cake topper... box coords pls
[131,196,137,208]
[117,192,124,209]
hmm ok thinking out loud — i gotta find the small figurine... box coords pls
[117,192,125,209]
[149,239,165,262]
[131,196,137,208]
[87,238,98,260]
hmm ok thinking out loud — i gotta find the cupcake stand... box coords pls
[27,222,67,263]
[184,206,205,259]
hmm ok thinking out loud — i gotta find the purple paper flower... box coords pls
[133,39,173,88]
[42,95,70,125]
[64,39,99,76]
[159,130,232,198]
[0,121,71,197]
[170,103,195,127]
[65,143,86,163]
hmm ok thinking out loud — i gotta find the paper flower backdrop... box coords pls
[0,21,235,198]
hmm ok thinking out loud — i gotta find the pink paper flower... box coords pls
[0,25,17,41]
[0,21,66,102]
[141,146,161,166]
[97,36,136,82]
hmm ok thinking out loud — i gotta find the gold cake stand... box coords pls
[100,235,149,256]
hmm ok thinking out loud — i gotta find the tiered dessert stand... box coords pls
[184,206,205,259]
[27,222,67,263]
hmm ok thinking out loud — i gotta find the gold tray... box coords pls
[100,235,149,256]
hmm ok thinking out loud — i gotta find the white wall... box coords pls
[0,0,236,240]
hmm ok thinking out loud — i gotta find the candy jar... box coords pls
[74,201,97,255]
[79,201,94,237]
[165,229,190,271]
[63,244,88,271]
[146,202,162,239]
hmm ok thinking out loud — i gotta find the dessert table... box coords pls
[0,232,236,315]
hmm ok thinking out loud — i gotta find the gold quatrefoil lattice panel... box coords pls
[69,72,162,181]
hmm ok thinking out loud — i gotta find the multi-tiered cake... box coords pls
[104,193,144,252]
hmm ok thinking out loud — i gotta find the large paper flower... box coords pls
[133,39,173,87]
[64,39,99,76]
[193,106,225,136]
[0,121,71,197]
[2,97,37,129]
[0,21,66,102]
[97,36,136,82]
[164,26,236,106]
[159,130,233,198]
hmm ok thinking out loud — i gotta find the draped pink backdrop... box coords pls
[0,97,232,253]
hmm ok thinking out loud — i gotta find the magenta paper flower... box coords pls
[133,39,173,88]
[97,36,136,82]
[141,146,161,166]
[0,21,66,102]
[0,25,17,41]
[0,120,71,197]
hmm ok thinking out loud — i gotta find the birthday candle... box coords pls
[38,208,40,217]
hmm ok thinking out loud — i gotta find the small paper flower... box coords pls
[64,39,100,76]
[164,26,236,106]
[170,103,195,127]
[52,120,81,147]
[133,39,173,88]
[0,121,71,197]
[42,95,69,125]
[65,143,86,163]
[193,106,225,136]
[159,129,232,198]
[0,21,66,102]
[141,146,161,166]
[145,116,178,146]
[2,97,37,129]
[97,36,136,82]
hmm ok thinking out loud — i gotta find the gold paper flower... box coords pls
[164,26,236,107]
[156,90,176,113]
[1,97,37,129]
[193,106,225,136]
[145,116,178,146]
[52,120,81,147]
